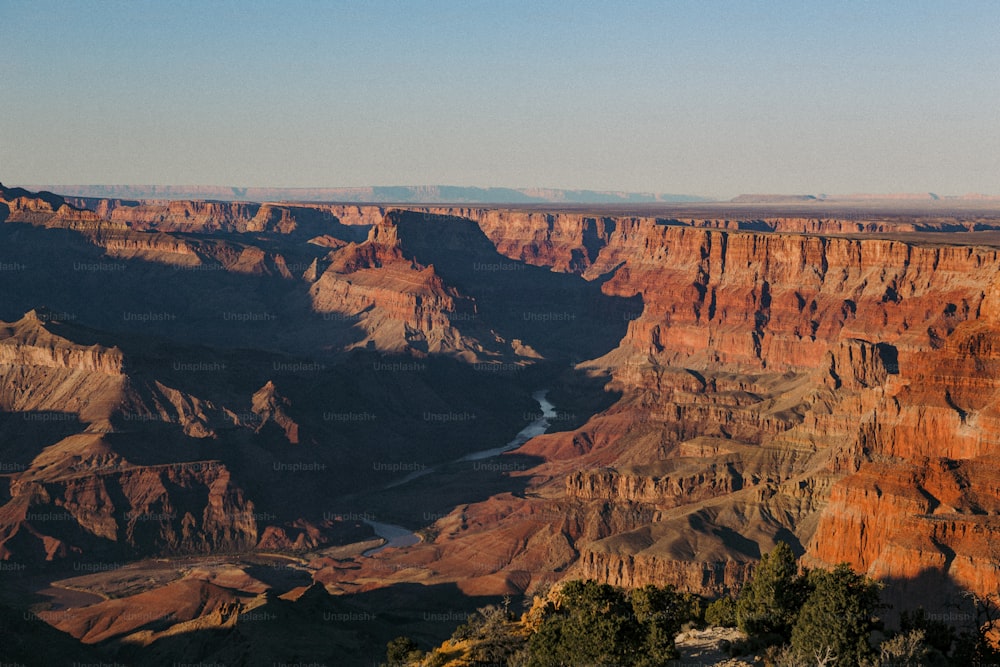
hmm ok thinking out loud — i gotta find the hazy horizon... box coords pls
[14,183,1000,203]
[4,1,999,197]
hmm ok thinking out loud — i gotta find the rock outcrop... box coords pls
[251,381,300,444]
[0,310,124,375]
[1,444,257,561]
[307,216,479,356]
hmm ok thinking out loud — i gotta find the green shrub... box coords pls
[528,580,642,667]
[789,564,882,667]
[705,596,738,628]
[527,580,689,666]
[630,585,686,664]
[736,542,808,641]
[385,636,422,666]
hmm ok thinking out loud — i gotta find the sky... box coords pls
[2,0,999,197]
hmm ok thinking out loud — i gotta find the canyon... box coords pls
[2,182,1000,663]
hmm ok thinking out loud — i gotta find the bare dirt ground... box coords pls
[670,626,758,667]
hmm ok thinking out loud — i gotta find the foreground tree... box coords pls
[630,584,688,665]
[705,595,738,627]
[528,580,643,667]
[385,636,422,666]
[789,564,882,666]
[736,541,808,641]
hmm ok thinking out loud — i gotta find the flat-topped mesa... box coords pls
[62,198,375,241]
[96,231,200,260]
[0,310,125,375]
[0,183,108,228]
[71,199,264,233]
[414,207,1000,275]
[595,227,998,375]
[314,203,387,227]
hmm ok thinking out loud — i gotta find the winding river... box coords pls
[459,390,556,461]
[363,389,556,556]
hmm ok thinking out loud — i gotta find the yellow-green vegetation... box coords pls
[387,583,699,667]
[386,542,1000,667]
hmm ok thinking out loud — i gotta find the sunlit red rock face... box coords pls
[805,314,1000,608]
[306,215,479,357]
[62,198,379,238]
[342,207,1000,611]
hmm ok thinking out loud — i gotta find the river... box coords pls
[459,389,556,461]
[363,389,556,556]
[361,520,422,556]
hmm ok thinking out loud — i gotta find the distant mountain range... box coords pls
[21,184,715,204]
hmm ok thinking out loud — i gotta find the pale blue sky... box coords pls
[3,1,999,196]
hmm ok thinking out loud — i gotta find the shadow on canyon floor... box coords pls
[5,566,996,666]
[101,581,503,667]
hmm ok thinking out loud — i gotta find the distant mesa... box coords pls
[18,183,715,204]
[16,183,1000,206]
[828,192,942,201]
[729,194,819,203]
[730,192,1000,204]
